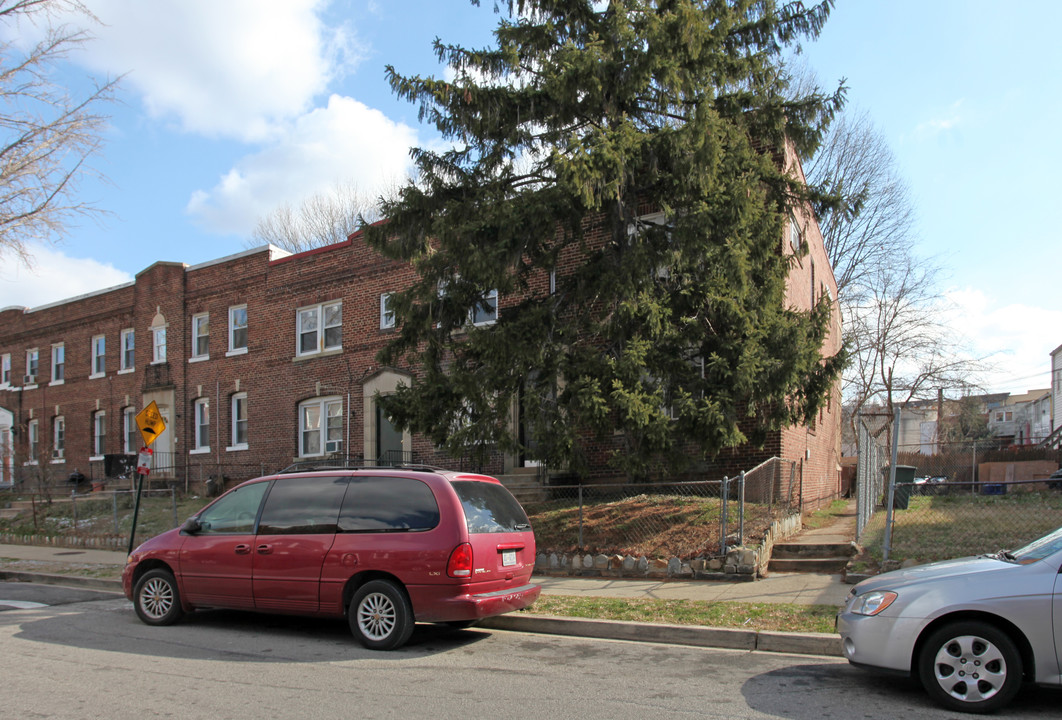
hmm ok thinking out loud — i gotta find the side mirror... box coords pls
[181,517,202,534]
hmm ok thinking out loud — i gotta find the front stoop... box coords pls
[767,542,856,574]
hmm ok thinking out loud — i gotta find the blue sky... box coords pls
[1,0,1059,395]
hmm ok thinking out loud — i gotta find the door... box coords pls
[376,404,403,465]
[252,476,348,613]
[0,407,12,486]
[178,481,269,609]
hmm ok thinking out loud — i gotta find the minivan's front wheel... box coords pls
[918,621,1022,714]
[133,568,184,626]
[349,580,414,650]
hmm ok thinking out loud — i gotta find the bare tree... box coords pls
[787,60,992,426]
[248,181,380,253]
[804,109,917,302]
[844,253,986,414]
[0,0,118,267]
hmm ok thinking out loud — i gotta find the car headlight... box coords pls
[850,590,897,616]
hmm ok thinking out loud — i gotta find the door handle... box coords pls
[256,544,272,554]
[234,544,251,555]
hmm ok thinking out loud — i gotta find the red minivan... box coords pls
[122,466,540,650]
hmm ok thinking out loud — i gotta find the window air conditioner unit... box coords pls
[24,375,35,384]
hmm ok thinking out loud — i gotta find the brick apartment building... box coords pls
[0,152,842,507]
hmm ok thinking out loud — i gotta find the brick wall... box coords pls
[1,175,842,502]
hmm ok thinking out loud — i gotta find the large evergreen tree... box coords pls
[363,0,846,478]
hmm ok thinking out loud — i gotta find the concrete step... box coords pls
[0,507,22,520]
[771,542,856,559]
[767,557,851,574]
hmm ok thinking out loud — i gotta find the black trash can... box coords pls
[882,465,916,510]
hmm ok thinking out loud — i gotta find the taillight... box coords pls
[447,542,473,578]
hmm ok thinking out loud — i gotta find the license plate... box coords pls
[501,549,516,567]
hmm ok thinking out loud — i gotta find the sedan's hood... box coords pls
[852,555,1012,594]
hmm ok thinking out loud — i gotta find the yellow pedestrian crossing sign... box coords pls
[136,401,166,447]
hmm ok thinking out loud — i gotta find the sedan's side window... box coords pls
[257,476,349,535]
[196,482,269,534]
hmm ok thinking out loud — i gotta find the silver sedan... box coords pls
[837,525,1062,713]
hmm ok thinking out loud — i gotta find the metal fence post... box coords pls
[71,493,78,531]
[738,470,745,547]
[113,491,119,533]
[882,405,901,563]
[170,487,178,528]
[721,475,729,556]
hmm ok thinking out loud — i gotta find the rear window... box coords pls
[452,480,531,534]
[338,476,440,532]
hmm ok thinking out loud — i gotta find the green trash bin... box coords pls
[882,465,916,510]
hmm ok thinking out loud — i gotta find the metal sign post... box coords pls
[128,404,166,555]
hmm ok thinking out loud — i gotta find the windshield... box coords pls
[1010,525,1062,564]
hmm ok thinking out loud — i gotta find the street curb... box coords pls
[0,571,122,593]
[0,571,843,657]
[479,614,842,657]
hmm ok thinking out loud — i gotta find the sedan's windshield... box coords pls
[1010,525,1062,564]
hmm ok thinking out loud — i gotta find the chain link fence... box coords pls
[853,414,1062,563]
[522,457,799,559]
[0,487,191,551]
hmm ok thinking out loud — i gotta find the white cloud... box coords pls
[941,287,1062,394]
[913,99,965,139]
[186,94,417,235]
[76,0,360,141]
[0,245,133,310]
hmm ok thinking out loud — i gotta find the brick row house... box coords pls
[1,160,843,506]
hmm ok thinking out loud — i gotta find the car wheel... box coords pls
[348,580,414,650]
[918,621,1022,714]
[133,568,184,626]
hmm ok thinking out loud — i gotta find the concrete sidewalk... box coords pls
[0,541,850,656]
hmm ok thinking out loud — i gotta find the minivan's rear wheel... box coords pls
[918,621,1022,714]
[133,569,184,626]
[349,580,414,650]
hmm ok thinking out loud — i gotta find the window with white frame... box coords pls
[789,213,803,252]
[297,301,342,356]
[124,407,139,453]
[51,344,64,383]
[27,419,38,461]
[191,313,209,359]
[92,411,106,457]
[230,393,247,449]
[152,327,167,363]
[1,353,9,385]
[26,349,38,383]
[193,398,210,452]
[299,397,343,457]
[120,329,135,371]
[91,335,105,376]
[438,278,498,327]
[471,289,498,326]
[228,305,247,353]
[380,294,395,330]
[52,416,64,460]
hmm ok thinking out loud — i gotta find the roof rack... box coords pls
[276,459,451,475]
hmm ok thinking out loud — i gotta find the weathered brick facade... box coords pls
[1,160,842,507]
